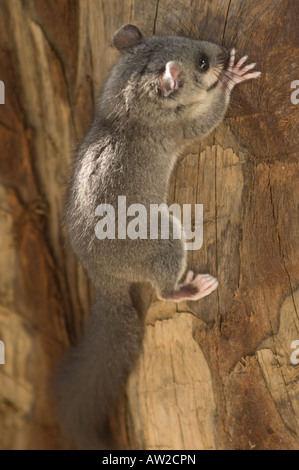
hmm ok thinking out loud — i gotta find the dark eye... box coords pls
[199,55,209,71]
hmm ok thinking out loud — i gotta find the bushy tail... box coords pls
[55,286,143,449]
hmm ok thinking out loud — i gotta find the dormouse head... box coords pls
[108,24,229,115]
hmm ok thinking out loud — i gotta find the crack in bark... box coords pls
[211,0,233,442]
[213,146,221,320]
[30,18,78,142]
[256,351,299,436]
[214,324,230,448]
[264,166,299,434]
[268,166,299,324]
[221,0,232,46]
[129,0,134,23]
[153,0,160,35]
[0,121,16,133]
[169,336,186,449]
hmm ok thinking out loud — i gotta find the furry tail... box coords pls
[55,286,143,449]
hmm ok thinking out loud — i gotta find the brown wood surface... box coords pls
[0,0,298,450]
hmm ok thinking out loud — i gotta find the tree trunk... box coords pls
[0,0,298,450]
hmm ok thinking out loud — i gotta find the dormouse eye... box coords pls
[199,55,209,71]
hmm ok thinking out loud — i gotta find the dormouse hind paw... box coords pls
[158,270,218,302]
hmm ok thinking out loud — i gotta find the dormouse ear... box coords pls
[113,24,143,52]
[160,62,180,97]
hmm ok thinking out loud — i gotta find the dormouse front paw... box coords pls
[222,49,261,92]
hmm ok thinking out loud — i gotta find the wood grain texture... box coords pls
[0,0,132,450]
[0,0,298,450]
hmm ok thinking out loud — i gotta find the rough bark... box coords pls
[0,0,298,450]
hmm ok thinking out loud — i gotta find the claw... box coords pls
[242,71,261,79]
[239,62,257,75]
[229,48,235,68]
[183,270,194,285]
[236,55,248,68]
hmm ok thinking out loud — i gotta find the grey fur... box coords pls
[57,25,232,449]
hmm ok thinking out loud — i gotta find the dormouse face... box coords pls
[112,24,229,114]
